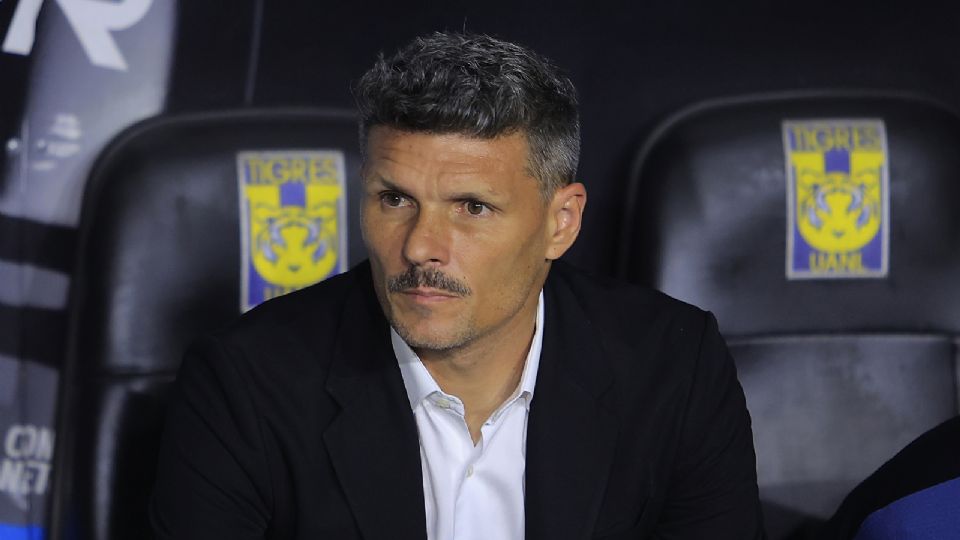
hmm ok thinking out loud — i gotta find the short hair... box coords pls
[354,32,580,197]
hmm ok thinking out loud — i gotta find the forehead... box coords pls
[363,127,533,179]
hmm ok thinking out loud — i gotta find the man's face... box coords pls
[361,127,563,353]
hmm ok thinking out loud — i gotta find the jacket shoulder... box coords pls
[547,261,719,390]
[214,262,371,349]
[549,261,709,335]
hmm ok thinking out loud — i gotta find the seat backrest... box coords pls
[50,109,363,540]
[617,92,960,539]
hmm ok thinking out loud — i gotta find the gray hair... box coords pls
[354,32,580,197]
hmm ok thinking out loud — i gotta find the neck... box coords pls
[417,294,539,443]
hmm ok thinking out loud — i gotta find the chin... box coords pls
[392,321,474,353]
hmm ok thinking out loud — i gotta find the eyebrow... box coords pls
[365,175,414,198]
[368,174,500,202]
[367,175,402,191]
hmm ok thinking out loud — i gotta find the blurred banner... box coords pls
[0,0,176,535]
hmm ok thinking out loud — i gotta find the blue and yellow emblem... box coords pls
[237,150,347,311]
[783,120,889,279]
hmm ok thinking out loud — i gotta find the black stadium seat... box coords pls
[617,92,960,539]
[49,109,364,540]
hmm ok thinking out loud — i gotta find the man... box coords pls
[151,32,763,539]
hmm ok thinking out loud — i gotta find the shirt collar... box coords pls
[392,291,544,411]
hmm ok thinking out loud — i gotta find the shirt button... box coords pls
[435,397,450,409]
[466,465,474,478]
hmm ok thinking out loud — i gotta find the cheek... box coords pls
[465,234,543,297]
[361,206,399,262]
[359,200,375,246]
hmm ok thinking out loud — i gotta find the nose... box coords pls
[402,207,449,267]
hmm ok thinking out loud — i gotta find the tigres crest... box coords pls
[237,150,347,311]
[783,120,889,279]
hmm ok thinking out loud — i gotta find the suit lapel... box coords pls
[323,272,427,540]
[525,268,620,540]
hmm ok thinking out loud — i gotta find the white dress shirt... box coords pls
[392,292,544,540]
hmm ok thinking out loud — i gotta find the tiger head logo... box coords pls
[796,150,882,253]
[250,202,339,288]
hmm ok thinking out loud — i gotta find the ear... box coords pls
[545,182,587,260]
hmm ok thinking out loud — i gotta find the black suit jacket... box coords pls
[150,261,763,539]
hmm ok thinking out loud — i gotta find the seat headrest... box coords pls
[70,109,364,373]
[618,93,960,336]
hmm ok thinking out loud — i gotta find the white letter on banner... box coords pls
[55,0,154,70]
[4,425,36,459]
[0,459,24,493]
[1,0,153,70]
[2,0,46,55]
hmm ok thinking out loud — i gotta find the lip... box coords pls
[398,288,460,303]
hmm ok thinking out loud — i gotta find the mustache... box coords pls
[387,267,472,297]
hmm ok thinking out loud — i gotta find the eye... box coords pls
[464,200,489,216]
[379,192,411,208]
